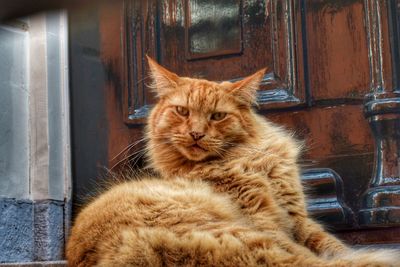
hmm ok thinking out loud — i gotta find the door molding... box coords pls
[122,0,308,124]
[358,0,400,227]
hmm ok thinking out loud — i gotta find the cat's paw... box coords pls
[320,245,351,259]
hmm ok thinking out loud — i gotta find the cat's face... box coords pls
[147,57,265,162]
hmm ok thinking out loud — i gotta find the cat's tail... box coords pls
[92,226,399,267]
[325,247,400,267]
[94,227,400,267]
[94,227,268,267]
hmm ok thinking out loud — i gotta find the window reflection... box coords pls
[186,0,241,58]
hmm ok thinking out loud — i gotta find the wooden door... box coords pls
[69,0,400,245]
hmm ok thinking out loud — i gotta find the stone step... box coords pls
[0,261,66,267]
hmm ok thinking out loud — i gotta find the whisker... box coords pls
[110,146,151,170]
[110,136,149,161]
[111,141,170,171]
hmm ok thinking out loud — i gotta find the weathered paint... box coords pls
[70,0,400,245]
[305,0,370,100]
[357,0,400,228]
[0,25,29,199]
[47,12,64,201]
[0,12,70,264]
[69,6,109,207]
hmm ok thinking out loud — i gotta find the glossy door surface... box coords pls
[69,0,400,244]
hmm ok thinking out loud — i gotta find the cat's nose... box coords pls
[189,131,205,141]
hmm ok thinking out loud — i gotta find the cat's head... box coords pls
[147,56,265,162]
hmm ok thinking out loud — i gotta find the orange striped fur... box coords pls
[66,57,400,267]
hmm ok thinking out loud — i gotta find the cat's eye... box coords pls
[176,106,189,117]
[211,112,227,121]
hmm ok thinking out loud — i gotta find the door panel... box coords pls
[69,0,400,244]
[268,104,374,213]
[305,1,370,100]
[124,0,307,124]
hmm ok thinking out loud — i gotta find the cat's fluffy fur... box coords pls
[66,57,400,266]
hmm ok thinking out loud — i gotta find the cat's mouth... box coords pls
[175,142,210,161]
[189,143,208,152]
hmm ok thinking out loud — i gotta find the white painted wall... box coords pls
[0,23,30,199]
[0,12,71,201]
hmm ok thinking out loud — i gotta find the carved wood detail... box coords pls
[122,0,307,124]
[358,0,400,227]
[302,168,354,229]
[123,0,158,123]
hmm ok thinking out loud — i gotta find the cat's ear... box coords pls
[146,55,180,97]
[229,68,266,106]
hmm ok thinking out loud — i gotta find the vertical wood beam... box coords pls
[359,0,400,227]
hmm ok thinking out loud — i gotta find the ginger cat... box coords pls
[66,57,400,267]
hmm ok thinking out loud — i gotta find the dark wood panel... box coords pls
[68,0,400,244]
[123,0,307,123]
[337,227,400,245]
[364,0,394,93]
[267,104,373,220]
[267,105,373,159]
[69,5,110,207]
[122,0,159,123]
[305,0,370,101]
[98,2,148,169]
